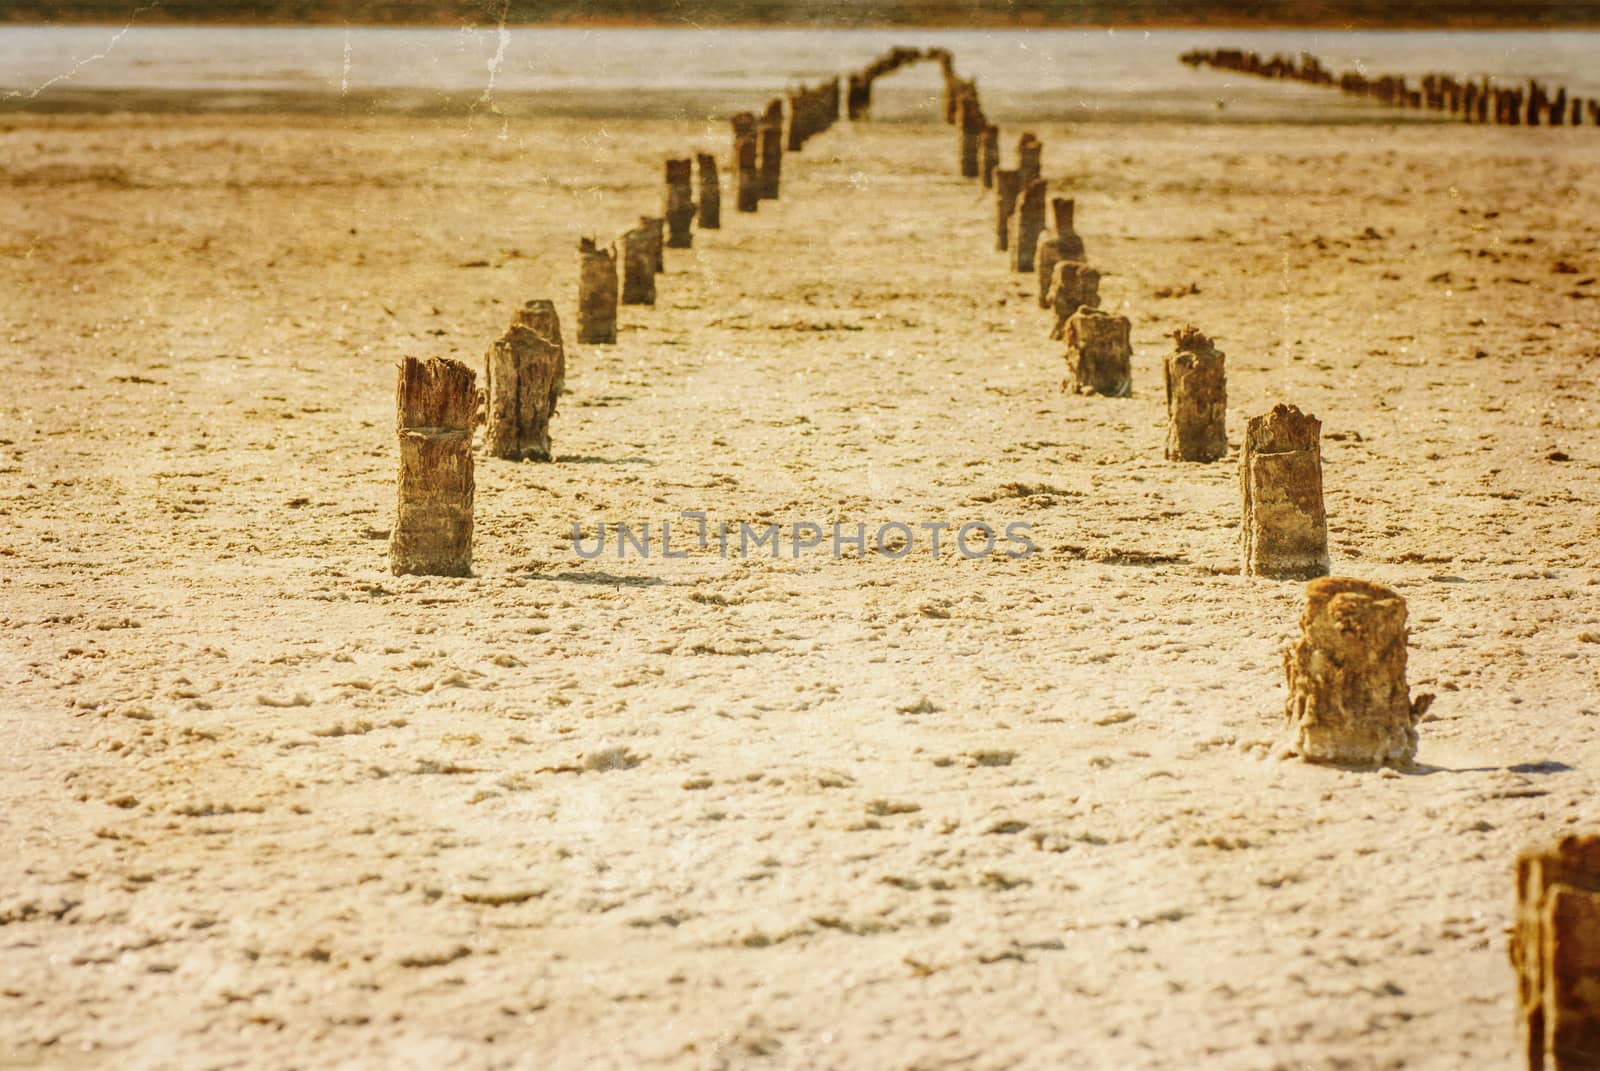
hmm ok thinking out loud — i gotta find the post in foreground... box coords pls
[390,356,476,577]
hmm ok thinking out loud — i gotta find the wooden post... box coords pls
[787,90,808,151]
[486,329,519,460]
[1052,197,1085,261]
[485,300,564,463]
[995,169,1022,252]
[1060,307,1132,397]
[957,91,983,179]
[731,110,755,162]
[576,237,617,345]
[1162,325,1227,462]
[1283,578,1432,766]
[759,99,783,200]
[1513,835,1600,1071]
[732,112,760,213]
[979,124,999,189]
[696,152,721,230]
[639,216,664,273]
[1011,179,1047,273]
[390,356,475,577]
[847,73,868,121]
[1240,403,1329,579]
[1018,132,1042,187]
[1046,260,1101,339]
[1035,232,1062,309]
[664,158,695,249]
[620,225,655,306]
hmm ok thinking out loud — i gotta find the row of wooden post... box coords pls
[845,45,955,122]
[1021,85,1592,1044]
[1181,47,1600,128]
[391,77,843,580]
[952,81,1325,587]
[948,68,1436,773]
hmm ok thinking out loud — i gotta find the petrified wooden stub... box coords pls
[1035,233,1062,308]
[786,90,809,150]
[1282,578,1432,766]
[511,301,563,462]
[995,169,1022,252]
[847,73,868,121]
[696,152,720,230]
[1052,197,1085,261]
[577,237,617,345]
[733,113,760,213]
[639,216,664,273]
[620,225,655,306]
[957,91,983,179]
[1513,835,1600,1071]
[1162,325,1227,462]
[484,300,563,463]
[758,100,783,200]
[484,327,521,459]
[1061,307,1132,397]
[1240,403,1329,579]
[1047,260,1101,339]
[390,356,475,577]
[979,124,999,188]
[1017,132,1042,186]
[1011,179,1047,274]
[664,158,695,249]
[953,82,979,177]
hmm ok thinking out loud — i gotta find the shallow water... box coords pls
[4,25,1600,121]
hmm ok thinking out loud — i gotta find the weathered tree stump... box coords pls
[1513,834,1600,1071]
[979,124,999,189]
[1240,403,1329,579]
[1047,260,1101,339]
[1283,577,1433,766]
[1052,197,1085,261]
[1011,179,1047,273]
[1162,325,1227,462]
[664,158,695,249]
[576,237,617,345]
[485,300,564,463]
[1018,132,1042,187]
[995,169,1022,252]
[696,152,721,230]
[759,100,783,200]
[390,356,475,577]
[1061,307,1132,397]
[620,224,656,306]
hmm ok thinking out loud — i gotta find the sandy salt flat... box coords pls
[2,107,1599,1069]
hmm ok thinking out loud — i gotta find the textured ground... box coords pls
[2,103,1599,1070]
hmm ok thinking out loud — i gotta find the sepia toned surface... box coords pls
[3,99,1600,1070]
